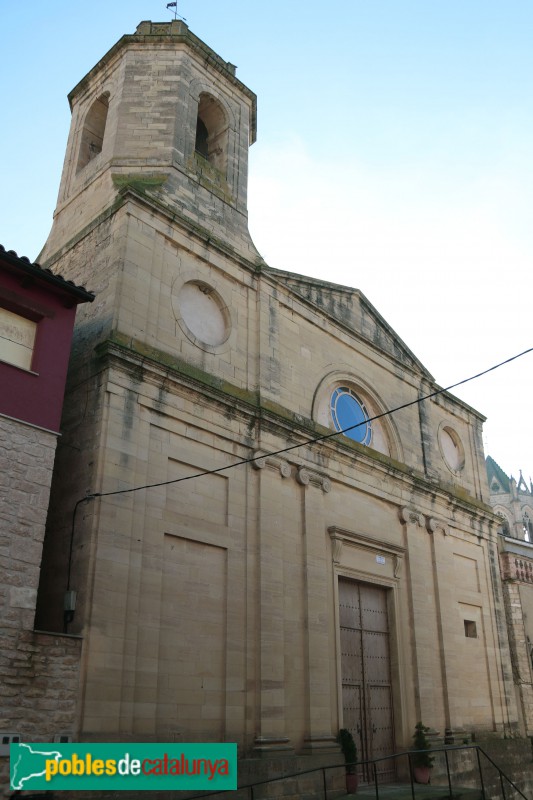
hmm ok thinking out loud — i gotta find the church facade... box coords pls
[34,20,521,770]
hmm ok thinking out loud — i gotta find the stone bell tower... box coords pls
[41,19,258,266]
[36,21,265,747]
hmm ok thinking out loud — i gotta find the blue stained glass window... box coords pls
[330,387,371,445]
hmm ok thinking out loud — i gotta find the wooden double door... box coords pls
[339,579,395,782]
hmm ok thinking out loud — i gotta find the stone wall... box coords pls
[395,740,533,800]
[0,630,82,796]
[479,737,533,798]
[0,415,82,795]
[0,415,57,629]
[441,738,533,799]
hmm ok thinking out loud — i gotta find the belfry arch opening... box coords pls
[195,93,228,174]
[77,93,109,173]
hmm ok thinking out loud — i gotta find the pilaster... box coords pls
[297,467,338,754]
[400,506,439,724]
[426,516,453,730]
[252,454,293,754]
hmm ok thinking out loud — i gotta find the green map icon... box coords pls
[11,742,63,790]
[10,741,237,791]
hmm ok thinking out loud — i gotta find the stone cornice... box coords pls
[427,517,450,536]
[252,451,292,479]
[93,334,495,521]
[251,454,332,491]
[328,526,405,576]
[41,187,265,276]
[399,508,450,536]
[296,466,331,493]
[264,272,430,387]
[399,506,425,527]
[68,21,257,136]
[39,194,126,270]
[328,526,406,557]
[115,187,264,272]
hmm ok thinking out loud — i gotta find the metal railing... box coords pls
[358,744,530,800]
[189,744,530,800]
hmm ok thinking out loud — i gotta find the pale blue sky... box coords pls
[1,1,532,480]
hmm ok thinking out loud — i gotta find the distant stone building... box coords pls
[487,456,533,542]
[23,18,529,787]
[486,456,533,736]
[0,245,93,786]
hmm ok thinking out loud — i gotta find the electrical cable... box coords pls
[63,345,533,617]
[85,345,533,500]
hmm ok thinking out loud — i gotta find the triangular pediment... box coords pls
[264,267,432,379]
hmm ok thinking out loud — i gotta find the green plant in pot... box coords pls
[337,728,358,794]
[411,722,434,784]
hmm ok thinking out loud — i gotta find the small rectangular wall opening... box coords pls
[464,619,477,638]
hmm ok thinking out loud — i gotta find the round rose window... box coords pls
[330,387,372,445]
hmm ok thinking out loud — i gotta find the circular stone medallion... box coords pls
[439,426,465,472]
[177,281,229,347]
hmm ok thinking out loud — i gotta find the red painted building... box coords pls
[0,246,93,771]
[0,245,94,430]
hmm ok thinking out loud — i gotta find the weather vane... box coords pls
[166,2,186,22]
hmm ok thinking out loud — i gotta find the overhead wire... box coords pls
[82,345,533,501]
[63,344,533,618]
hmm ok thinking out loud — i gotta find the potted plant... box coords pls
[337,728,358,793]
[411,721,434,784]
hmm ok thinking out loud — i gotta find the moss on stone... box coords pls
[96,331,493,516]
[112,173,169,194]
[115,184,264,273]
[100,331,260,408]
[39,196,126,269]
